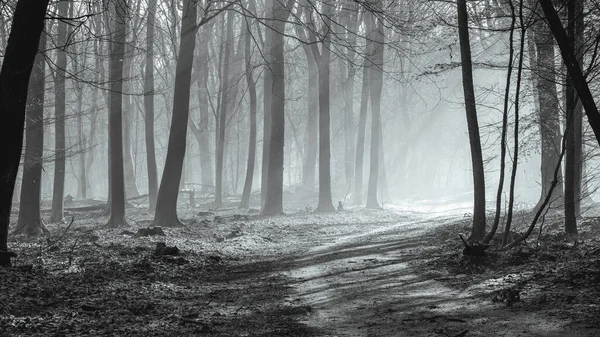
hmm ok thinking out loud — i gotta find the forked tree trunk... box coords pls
[457,0,486,240]
[0,0,50,266]
[153,0,197,227]
[106,0,128,228]
[50,0,71,223]
[313,2,335,213]
[16,29,47,236]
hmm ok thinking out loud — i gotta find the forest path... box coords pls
[276,211,592,337]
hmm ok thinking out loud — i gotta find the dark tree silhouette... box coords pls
[457,0,486,240]
[0,0,50,266]
[144,0,159,210]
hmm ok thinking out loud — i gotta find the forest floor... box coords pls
[1,196,600,336]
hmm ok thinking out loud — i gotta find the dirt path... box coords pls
[277,213,598,337]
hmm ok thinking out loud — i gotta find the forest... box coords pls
[0,0,600,335]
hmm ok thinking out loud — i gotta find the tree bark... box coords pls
[366,16,384,209]
[215,9,234,207]
[457,0,486,240]
[0,0,50,266]
[16,28,47,236]
[261,0,294,216]
[144,0,158,210]
[50,0,71,223]
[261,0,274,207]
[153,0,196,227]
[533,17,563,211]
[313,2,335,213]
[240,16,257,209]
[564,0,583,234]
[106,0,128,228]
[354,13,372,206]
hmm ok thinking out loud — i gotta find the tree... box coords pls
[310,1,335,213]
[153,0,198,227]
[15,27,47,236]
[294,6,318,193]
[106,0,129,228]
[144,0,159,210]
[215,8,234,207]
[50,0,71,223]
[564,0,584,234]
[536,0,600,147]
[354,11,372,206]
[365,12,384,209]
[457,0,486,240]
[532,13,563,211]
[239,11,258,209]
[0,0,50,266]
[261,0,295,216]
[261,0,274,207]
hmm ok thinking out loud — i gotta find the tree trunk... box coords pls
[261,0,274,207]
[536,0,600,147]
[261,0,294,216]
[50,0,70,223]
[153,0,196,227]
[354,13,372,206]
[215,9,234,207]
[144,0,158,210]
[106,0,128,228]
[457,0,486,240]
[0,0,50,266]
[342,2,357,191]
[240,18,257,209]
[314,2,335,213]
[533,16,563,211]
[366,17,384,209]
[16,29,47,236]
[564,0,583,234]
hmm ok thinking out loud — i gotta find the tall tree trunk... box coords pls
[106,0,128,228]
[153,0,196,227]
[366,16,384,209]
[457,0,486,240]
[354,13,372,206]
[144,0,158,210]
[342,2,357,191]
[16,29,47,236]
[314,2,335,213]
[215,9,234,207]
[123,52,140,198]
[0,0,50,266]
[564,0,583,234]
[261,0,274,207]
[261,0,294,215]
[50,0,70,223]
[240,17,257,209]
[533,16,563,210]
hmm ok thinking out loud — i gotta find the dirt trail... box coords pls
[279,213,596,337]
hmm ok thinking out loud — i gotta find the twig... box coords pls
[45,216,75,251]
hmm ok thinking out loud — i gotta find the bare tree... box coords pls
[0,0,50,266]
[457,0,486,240]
